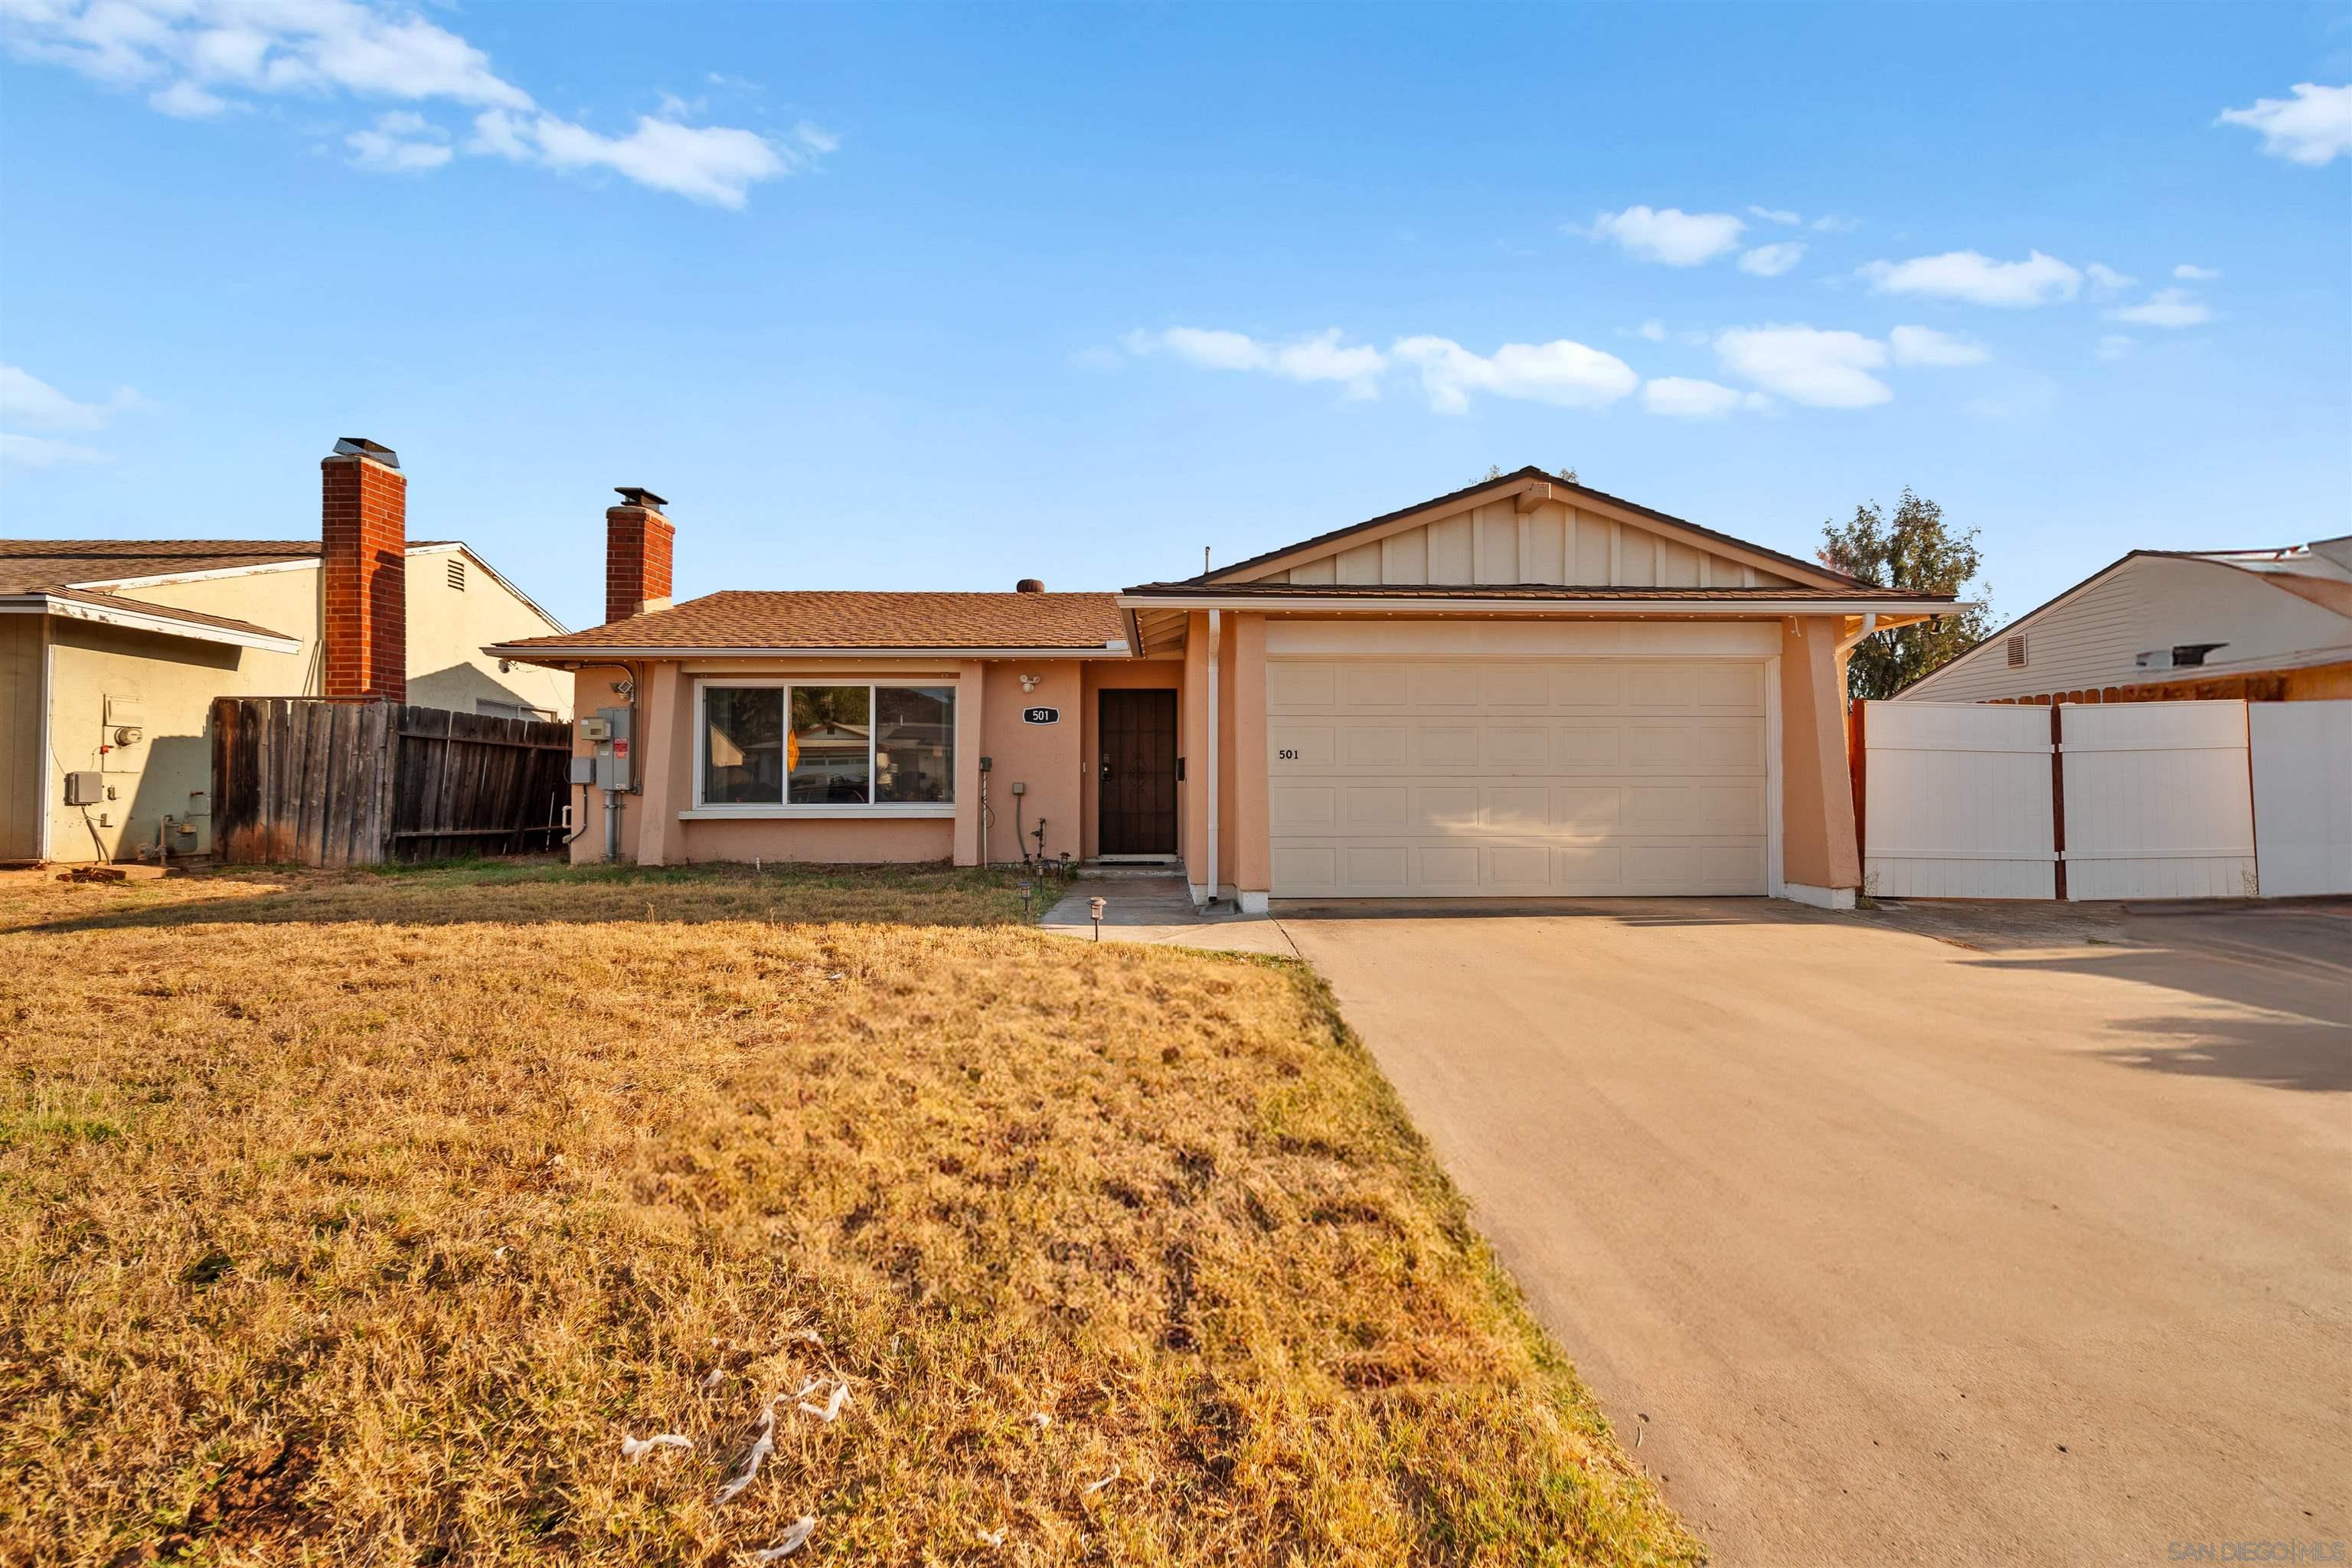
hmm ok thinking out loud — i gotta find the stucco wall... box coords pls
[1780,615,1862,893]
[583,657,1104,869]
[400,549,576,720]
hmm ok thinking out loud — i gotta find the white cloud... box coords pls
[1857,249,2082,307]
[1390,336,1639,413]
[0,433,113,469]
[149,78,227,117]
[345,109,449,172]
[1640,377,1767,419]
[1811,214,1860,233]
[1123,328,1387,398]
[488,110,795,208]
[1749,205,1801,226]
[2,0,827,206]
[1635,319,1667,342]
[2084,262,2136,294]
[1889,325,1991,367]
[0,364,145,430]
[2104,288,2212,328]
[2095,334,2136,361]
[2174,263,2221,280]
[1579,205,1746,266]
[1713,325,1891,408]
[2216,83,2352,167]
[1738,241,1805,277]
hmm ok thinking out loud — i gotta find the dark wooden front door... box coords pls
[1099,689,1178,855]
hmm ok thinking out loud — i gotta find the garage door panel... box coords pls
[1269,657,1769,897]
[1481,786,1551,831]
[1269,662,1338,709]
[1485,724,1550,768]
[1344,665,1410,708]
[1483,665,1552,707]
[1553,665,1624,709]
[1271,784,1338,830]
[1410,665,1481,707]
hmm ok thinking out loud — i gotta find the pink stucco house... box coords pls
[488,466,1955,909]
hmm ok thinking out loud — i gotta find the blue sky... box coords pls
[2,2,2347,630]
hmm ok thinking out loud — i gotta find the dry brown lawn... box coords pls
[0,861,1698,1566]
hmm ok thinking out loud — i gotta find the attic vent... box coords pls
[2005,634,2027,668]
[446,558,466,593]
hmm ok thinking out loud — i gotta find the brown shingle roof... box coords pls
[29,587,299,643]
[0,539,321,594]
[491,590,1127,654]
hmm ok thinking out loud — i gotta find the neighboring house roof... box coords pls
[1896,538,2352,700]
[1122,581,1945,603]
[0,536,566,651]
[488,590,1129,657]
[1183,465,1877,592]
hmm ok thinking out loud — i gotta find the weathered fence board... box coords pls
[213,697,569,865]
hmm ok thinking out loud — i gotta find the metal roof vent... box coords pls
[332,436,400,467]
[613,486,668,509]
[1016,578,1045,593]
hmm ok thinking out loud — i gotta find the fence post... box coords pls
[2050,703,2067,903]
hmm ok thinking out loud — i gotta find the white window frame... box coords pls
[685,677,956,819]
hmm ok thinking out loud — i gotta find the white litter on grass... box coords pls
[620,1433,691,1461]
[753,1516,816,1560]
[1083,1465,1121,1495]
[703,1366,726,1390]
[977,1527,1006,1547]
[492,1246,508,1259]
[715,1397,781,1504]
[798,1381,849,1423]
[1029,1412,1052,1429]
[785,1328,822,1346]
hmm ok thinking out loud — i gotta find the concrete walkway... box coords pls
[1037,874,1298,957]
[1276,898,2351,1566]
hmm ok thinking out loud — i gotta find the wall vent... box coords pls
[2005,634,2027,668]
[446,557,466,592]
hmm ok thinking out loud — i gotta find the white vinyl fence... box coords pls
[1860,698,2326,901]
[2250,701,2352,897]
[2060,703,2256,900]
[1859,702,2055,899]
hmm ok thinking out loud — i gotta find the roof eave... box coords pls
[485,642,1135,665]
[2,592,303,652]
[1116,591,1962,616]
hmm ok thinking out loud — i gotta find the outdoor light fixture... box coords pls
[1088,896,1106,941]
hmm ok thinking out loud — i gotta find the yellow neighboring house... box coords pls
[0,436,571,864]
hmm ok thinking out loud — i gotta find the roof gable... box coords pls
[1200,467,1861,593]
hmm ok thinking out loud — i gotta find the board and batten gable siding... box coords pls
[1259,499,1800,589]
[1903,555,2352,704]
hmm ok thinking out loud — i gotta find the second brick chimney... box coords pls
[606,487,675,623]
[320,436,407,701]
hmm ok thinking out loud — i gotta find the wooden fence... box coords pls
[211,697,572,865]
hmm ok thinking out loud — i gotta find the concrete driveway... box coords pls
[1279,898,2352,1566]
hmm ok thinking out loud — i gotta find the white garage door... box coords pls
[1268,658,1771,897]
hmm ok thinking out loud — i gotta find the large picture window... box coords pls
[698,682,955,810]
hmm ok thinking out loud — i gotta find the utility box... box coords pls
[577,717,612,742]
[593,706,633,792]
[569,756,597,786]
[64,771,103,806]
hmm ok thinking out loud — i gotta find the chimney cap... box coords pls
[614,486,669,510]
[1015,577,1045,593]
[331,436,400,468]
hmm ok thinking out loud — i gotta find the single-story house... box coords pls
[1896,536,2352,705]
[1,437,573,864]
[490,468,1956,909]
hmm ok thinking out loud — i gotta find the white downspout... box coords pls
[1204,607,1221,909]
[1836,612,1880,654]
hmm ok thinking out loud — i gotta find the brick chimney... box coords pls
[320,436,407,701]
[606,487,674,622]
